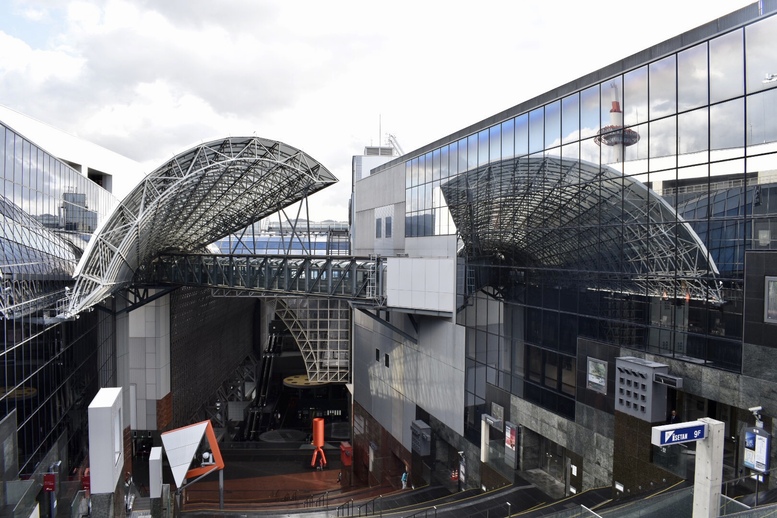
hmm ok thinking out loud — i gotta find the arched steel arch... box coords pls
[441,156,722,303]
[274,297,351,383]
[66,137,337,315]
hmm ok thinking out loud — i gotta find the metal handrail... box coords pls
[336,498,354,516]
[356,494,382,516]
[303,490,329,508]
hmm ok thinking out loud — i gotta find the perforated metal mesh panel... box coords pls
[169,287,256,427]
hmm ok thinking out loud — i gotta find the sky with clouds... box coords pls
[0,0,755,221]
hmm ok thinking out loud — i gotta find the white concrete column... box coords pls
[127,292,171,430]
[693,417,725,518]
[480,417,489,463]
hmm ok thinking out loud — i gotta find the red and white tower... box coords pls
[594,83,640,163]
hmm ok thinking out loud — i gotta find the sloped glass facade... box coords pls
[399,12,777,439]
[0,122,117,475]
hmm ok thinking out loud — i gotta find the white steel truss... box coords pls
[65,137,337,316]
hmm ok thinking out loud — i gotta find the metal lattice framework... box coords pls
[66,137,337,316]
[147,253,384,302]
[275,298,351,383]
[441,156,722,303]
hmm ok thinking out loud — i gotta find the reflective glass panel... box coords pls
[501,118,515,159]
[710,98,744,160]
[467,134,478,170]
[424,152,433,183]
[580,85,600,139]
[562,93,580,145]
[478,129,489,167]
[709,29,744,103]
[449,141,459,176]
[458,138,468,173]
[745,13,777,94]
[529,107,544,154]
[678,42,709,111]
[581,137,600,166]
[648,55,677,119]
[624,122,648,175]
[440,145,449,179]
[678,107,709,166]
[624,66,648,127]
[432,149,441,181]
[649,115,677,169]
[747,88,777,151]
[545,100,561,149]
[490,125,501,164]
[601,79,622,129]
[515,113,529,156]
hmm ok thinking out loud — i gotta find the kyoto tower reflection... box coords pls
[594,83,640,162]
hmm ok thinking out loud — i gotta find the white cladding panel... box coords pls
[149,447,163,498]
[353,311,465,450]
[88,387,123,494]
[387,257,455,313]
[127,293,171,430]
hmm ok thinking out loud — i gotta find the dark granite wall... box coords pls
[612,411,682,497]
[743,251,777,382]
[576,338,621,415]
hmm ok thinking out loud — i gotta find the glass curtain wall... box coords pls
[1,123,118,475]
[401,14,777,437]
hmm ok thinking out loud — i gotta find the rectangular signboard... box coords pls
[43,473,56,492]
[651,420,708,446]
[743,427,771,473]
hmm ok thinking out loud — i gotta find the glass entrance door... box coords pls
[541,437,566,485]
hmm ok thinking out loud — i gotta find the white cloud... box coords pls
[0,0,756,220]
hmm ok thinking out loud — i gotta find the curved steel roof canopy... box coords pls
[67,136,337,315]
[441,156,722,303]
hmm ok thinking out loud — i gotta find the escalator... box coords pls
[242,330,281,440]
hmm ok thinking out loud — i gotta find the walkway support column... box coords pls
[693,417,725,518]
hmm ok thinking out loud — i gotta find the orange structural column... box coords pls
[313,417,325,447]
[310,417,327,468]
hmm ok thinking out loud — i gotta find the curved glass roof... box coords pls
[67,136,338,315]
[441,156,722,303]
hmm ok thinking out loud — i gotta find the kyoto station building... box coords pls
[3,0,777,516]
[352,0,777,500]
